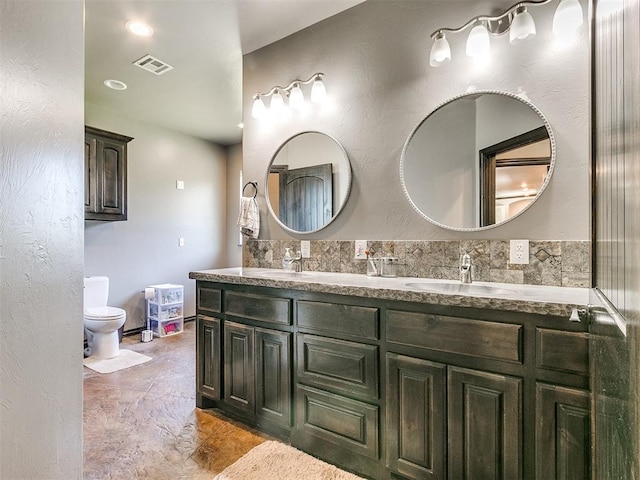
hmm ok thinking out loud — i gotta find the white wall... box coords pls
[0,1,84,478]
[226,143,244,267]
[242,0,590,241]
[85,104,227,330]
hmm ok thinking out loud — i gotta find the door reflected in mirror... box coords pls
[266,132,352,234]
[400,91,555,231]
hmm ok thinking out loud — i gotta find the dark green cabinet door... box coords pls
[224,321,255,415]
[255,327,291,428]
[386,353,446,480]
[535,383,590,480]
[84,126,132,221]
[197,315,221,402]
[448,366,522,480]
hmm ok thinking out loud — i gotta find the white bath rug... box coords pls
[83,349,152,374]
[214,441,365,480]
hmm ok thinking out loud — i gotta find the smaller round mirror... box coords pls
[265,131,352,234]
[400,91,556,231]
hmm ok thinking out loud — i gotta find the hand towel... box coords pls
[237,196,260,239]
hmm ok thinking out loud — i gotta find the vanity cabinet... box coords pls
[84,126,133,221]
[224,320,291,429]
[195,284,293,435]
[193,278,590,480]
[292,300,381,479]
[385,306,589,480]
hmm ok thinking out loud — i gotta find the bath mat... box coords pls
[213,440,365,480]
[83,349,151,374]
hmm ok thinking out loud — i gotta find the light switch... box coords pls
[176,180,184,190]
[179,237,185,247]
[300,240,311,258]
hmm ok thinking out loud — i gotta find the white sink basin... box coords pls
[252,270,312,279]
[404,281,516,296]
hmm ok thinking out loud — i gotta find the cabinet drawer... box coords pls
[225,291,291,325]
[297,334,379,400]
[197,286,221,313]
[296,385,379,460]
[536,328,589,375]
[386,310,523,363]
[297,300,379,340]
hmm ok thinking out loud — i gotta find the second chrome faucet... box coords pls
[460,252,472,284]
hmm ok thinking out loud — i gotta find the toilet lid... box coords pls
[84,306,126,320]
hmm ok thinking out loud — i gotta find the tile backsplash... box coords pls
[243,239,590,288]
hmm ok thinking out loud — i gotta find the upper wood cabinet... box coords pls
[84,126,133,221]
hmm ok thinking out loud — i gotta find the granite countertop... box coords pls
[189,267,590,317]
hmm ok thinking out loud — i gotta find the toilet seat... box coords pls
[84,306,126,320]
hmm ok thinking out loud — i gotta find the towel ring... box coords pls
[242,181,258,199]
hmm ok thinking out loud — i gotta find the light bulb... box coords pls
[289,83,304,109]
[271,90,285,112]
[125,20,153,37]
[251,96,265,119]
[310,76,326,104]
[510,7,536,44]
[429,32,451,67]
[466,23,490,58]
[553,0,583,38]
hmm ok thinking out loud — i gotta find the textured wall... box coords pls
[85,104,228,330]
[0,1,84,478]
[242,0,590,241]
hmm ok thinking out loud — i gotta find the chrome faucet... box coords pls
[290,250,303,272]
[460,253,472,284]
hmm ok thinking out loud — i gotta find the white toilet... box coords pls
[84,276,126,359]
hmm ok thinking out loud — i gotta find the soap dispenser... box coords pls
[282,248,293,270]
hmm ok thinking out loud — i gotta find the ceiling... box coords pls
[85,0,366,146]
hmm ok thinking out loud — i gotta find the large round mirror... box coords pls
[400,91,555,231]
[266,131,352,234]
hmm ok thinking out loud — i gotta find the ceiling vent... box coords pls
[133,54,174,75]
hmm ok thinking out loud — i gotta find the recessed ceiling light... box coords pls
[103,79,127,91]
[125,20,153,37]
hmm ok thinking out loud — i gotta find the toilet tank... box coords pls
[84,276,109,309]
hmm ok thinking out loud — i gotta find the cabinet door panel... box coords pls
[256,328,291,428]
[84,137,96,210]
[99,142,124,211]
[448,366,522,480]
[296,384,379,460]
[197,316,221,400]
[297,333,379,400]
[536,384,590,480]
[224,321,254,414]
[386,353,446,480]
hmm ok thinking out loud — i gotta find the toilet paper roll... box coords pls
[144,287,156,300]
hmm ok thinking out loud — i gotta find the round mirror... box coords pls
[265,131,352,234]
[400,91,555,231]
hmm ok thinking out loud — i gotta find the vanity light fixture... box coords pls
[428,0,584,67]
[251,73,326,119]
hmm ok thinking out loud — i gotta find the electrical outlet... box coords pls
[509,239,529,264]
[300,240,311,258]
[178,237,185,247]
[355,240,368,259]
[176,180,184,190]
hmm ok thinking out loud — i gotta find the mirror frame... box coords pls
[399,90,556,232]
[265,131,352,235]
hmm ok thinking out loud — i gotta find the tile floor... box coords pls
[83,321,271,479]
